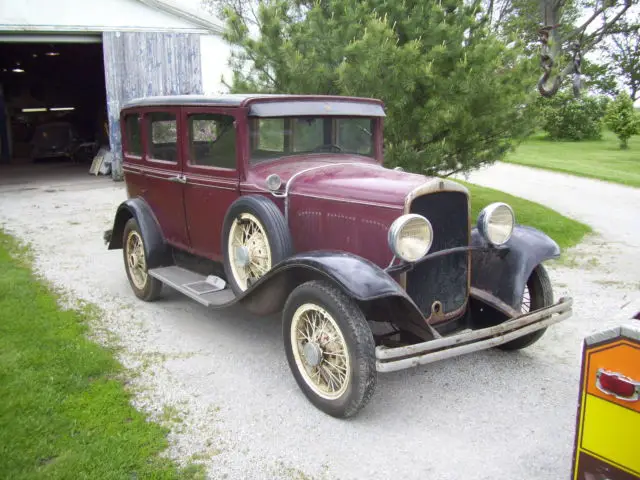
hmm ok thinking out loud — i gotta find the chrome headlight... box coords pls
[388,214,433,262]
[478,202,515,246]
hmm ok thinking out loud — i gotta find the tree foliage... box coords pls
[604,91,640,149]
[540,91,608,140]
[605,18,640,102]
[481,0,638,97]
[579,59,618,97]
[210,0,540,175]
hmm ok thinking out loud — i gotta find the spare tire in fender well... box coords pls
[222,194,294,295]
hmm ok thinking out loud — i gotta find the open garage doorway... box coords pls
[0,38,108,187]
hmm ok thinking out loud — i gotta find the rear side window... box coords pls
[124,114,142,156]
[188,114,236,169]
[147,112,177,162]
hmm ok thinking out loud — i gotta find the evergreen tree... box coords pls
[216,0,540,175]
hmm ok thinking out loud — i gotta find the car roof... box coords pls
[123,94,383,108]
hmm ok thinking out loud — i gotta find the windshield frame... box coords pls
[248,115,383,166]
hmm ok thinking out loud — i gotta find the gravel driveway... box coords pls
[1,162,639,480]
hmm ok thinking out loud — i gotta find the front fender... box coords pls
[235,251,432,339]
[106,198,172,269]
[470,225,560,310]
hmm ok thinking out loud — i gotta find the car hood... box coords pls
[247,155,453,208]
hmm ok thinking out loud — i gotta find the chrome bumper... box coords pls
[375,297,573,373]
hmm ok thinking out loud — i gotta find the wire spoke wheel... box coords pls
[500,265,554,351]
[121,218,162,302]
[228,213,272,291]
[283,281,376,417]
[125,230,147,290]
[521,284,531,314]
[290,303,351,400]
[222,195,293,296]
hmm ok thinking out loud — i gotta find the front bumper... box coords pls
[375,297,573,372]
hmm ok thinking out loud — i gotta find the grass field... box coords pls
[464,182,591,250]
[504,130,640,188]
[0,231,202,480]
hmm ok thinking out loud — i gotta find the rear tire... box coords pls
[122,218,163,302]
[498,264,553,351]
[283,281,377,418]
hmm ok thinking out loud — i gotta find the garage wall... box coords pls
[102,31,203,179]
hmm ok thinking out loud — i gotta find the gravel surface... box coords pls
[1,163,639,480]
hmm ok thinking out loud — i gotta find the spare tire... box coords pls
[222,195,294,296]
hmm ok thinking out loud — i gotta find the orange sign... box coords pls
[572,324,640,480]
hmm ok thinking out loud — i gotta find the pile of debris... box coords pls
[88,146,113,176]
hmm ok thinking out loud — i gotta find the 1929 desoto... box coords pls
[105,94,573,418]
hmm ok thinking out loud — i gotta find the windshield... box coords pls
[249,116,374,164]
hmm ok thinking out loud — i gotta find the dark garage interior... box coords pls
[0,41,108,176]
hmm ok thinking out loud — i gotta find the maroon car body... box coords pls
[106,94,573,417]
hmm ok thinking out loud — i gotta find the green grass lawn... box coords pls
[504,130,640,188]
[464,182,591,250]
[0,231,202,480]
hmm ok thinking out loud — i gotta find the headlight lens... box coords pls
[388,214,433,262]
[478,202,515,246]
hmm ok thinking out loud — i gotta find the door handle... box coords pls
[168,175,187,184]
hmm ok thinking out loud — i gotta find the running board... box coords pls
[149,266,236,307]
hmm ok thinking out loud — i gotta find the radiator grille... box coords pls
[407,191,469,319]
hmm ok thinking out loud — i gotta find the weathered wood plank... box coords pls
[102,31,203,179]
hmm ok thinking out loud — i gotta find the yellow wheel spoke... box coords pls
[228,213,273,291]
[290,303,351,400]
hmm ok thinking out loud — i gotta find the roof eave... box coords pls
[136,0,225,35]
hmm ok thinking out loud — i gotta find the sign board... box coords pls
[572,323,640,479]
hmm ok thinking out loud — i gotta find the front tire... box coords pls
[283,281,377,418]
[122,218,163,302]
[498,264,553,351]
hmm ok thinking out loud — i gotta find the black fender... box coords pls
[106,198,172,268]
[470,225,560,311]
[232,251,433,340]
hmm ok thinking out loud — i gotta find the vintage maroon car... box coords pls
[105,94,573,418]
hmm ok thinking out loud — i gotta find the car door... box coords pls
[141,108,190,249]
[181,107,242,261]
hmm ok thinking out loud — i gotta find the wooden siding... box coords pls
[102,31,203,179]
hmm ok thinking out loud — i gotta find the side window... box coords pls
[188,114,236,169]
[124,114,142,156]
[255,118,284,152]
[147,112,177,162]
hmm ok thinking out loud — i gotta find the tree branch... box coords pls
[578,1,633,50]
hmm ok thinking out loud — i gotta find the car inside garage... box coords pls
[0,39,108,182]
[1,0,229,188]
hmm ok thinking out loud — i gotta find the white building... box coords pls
[0,0,233,177]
